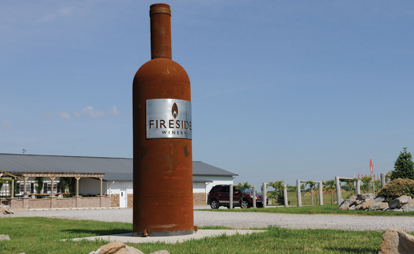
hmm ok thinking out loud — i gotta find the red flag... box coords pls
[370,159,373,174]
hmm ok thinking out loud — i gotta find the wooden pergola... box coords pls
[1,171,105,198]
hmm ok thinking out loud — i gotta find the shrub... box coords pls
[376,178,414,202]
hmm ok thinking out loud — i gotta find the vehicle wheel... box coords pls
[240,199,250,209]
[210,199,219,209]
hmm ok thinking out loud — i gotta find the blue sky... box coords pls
[1,1,413,187]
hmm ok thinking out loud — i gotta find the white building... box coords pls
[0,154,237,208]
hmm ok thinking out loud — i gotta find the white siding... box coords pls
[107,181,133,196]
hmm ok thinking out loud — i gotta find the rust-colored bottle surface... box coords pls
[132,3,194,237]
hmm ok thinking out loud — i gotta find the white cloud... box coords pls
[82,106,105,118]
[57,112,71,120]
[108,105,120,116]
[73,111,81,118]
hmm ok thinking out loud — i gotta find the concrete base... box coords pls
[70,229,266,244]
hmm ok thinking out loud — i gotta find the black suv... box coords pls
[207,184,267,209]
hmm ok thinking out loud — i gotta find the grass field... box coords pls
[0,217,385,254]
[269,190,351,207]
[199,204,414,217]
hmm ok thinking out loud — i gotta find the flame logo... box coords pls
[171,103,178,119]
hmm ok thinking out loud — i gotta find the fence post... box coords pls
[263,182,267,208]
[356,180,361,195]
[253,185,256,208]
[335,176,342,205]
[318,181,323,205]
[283,184,288,207]
[229,184,233,209]
[380,173,386,188]
[296,179,301,207]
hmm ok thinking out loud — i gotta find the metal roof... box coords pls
[0,154,237,180]
[192,161,238,176]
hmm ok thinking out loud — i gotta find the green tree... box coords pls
[307,181,316,206]
[323,179,335,205]
[300,184,305,205]
[287,185,297,192]
[391,147,414,180]
[269,181,284,205]
[361,176,372,194]
[373,179,381,191]
[35,177,43,194]
[236,182,251,191]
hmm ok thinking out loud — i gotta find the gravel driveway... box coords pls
[6,207,414,232]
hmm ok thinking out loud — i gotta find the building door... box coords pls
[119,190,127,208]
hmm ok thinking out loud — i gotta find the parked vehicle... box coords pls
[207,184,268,209]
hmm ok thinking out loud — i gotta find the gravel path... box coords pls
[5,207,414,232]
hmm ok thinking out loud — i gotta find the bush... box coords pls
[376,178,414,202]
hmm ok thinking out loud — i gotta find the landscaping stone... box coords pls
[0,235,10,241]
[0,205,14,215]
[379,227,414,254]
[126,246,144,254]
[368,202,388,211]
[357,193,374,201]
[89,241,161,254]
[402,199,414,209]
[340,193,414,212]
[92,241,125,254]
[359,200,375,210]
[374,196,385,202]
[389,196,412,209]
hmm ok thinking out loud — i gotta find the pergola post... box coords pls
[75,177,81,197]
[11,179,15,198]
[49,177,55,197]
[99,177,103,196]
[24,176,28,197]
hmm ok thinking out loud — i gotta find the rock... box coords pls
[0,235,10,241]
[359,200,375,210]
[368,202,389,211]
[389,196,412,209]
[402,199,414,209]
[357,193,374,201]
[125,246,144,254]
[379,227,414,254]
[348,205,356,210]
[374,196,386,203]
[0,207,14,215]
[339,196,357,209]
[150,251,170,254]
[338,199,350,210]
[96,241,126,254]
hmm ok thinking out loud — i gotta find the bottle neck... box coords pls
[150,4,172,60]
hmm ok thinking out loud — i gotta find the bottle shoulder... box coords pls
[134,58,190,84]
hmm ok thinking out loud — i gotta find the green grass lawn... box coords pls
[269,191,350,207]
[0,217,384,254]
[198,204,414,217]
